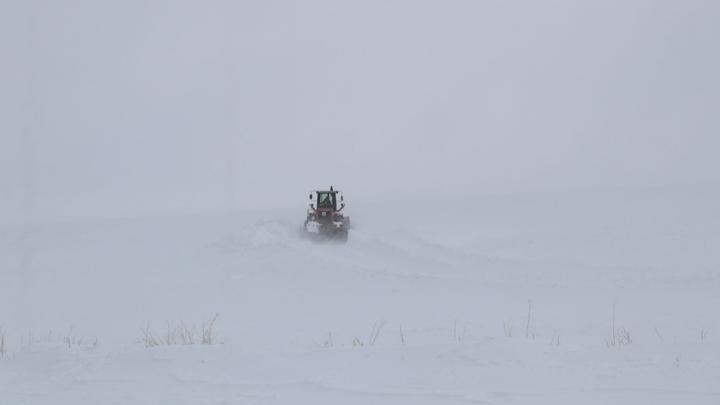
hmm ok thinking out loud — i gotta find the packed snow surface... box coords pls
[1,187,719,404]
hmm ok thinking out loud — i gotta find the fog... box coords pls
[2,0,719,222]
[2,3,720,402]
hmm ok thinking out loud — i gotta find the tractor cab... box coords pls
[317,191,336,209]
[310,189,344,212]
[314,191,343,225]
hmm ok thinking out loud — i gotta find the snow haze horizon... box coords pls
[2,0,719,222]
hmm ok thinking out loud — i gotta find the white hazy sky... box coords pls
[1,0,719,222]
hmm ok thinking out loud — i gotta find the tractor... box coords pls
[303,186,350,242]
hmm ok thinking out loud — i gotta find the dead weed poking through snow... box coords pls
[139,314,219,347]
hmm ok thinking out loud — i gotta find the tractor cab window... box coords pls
[317,192,335,208]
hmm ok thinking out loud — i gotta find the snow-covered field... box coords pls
[1,186,719,404]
